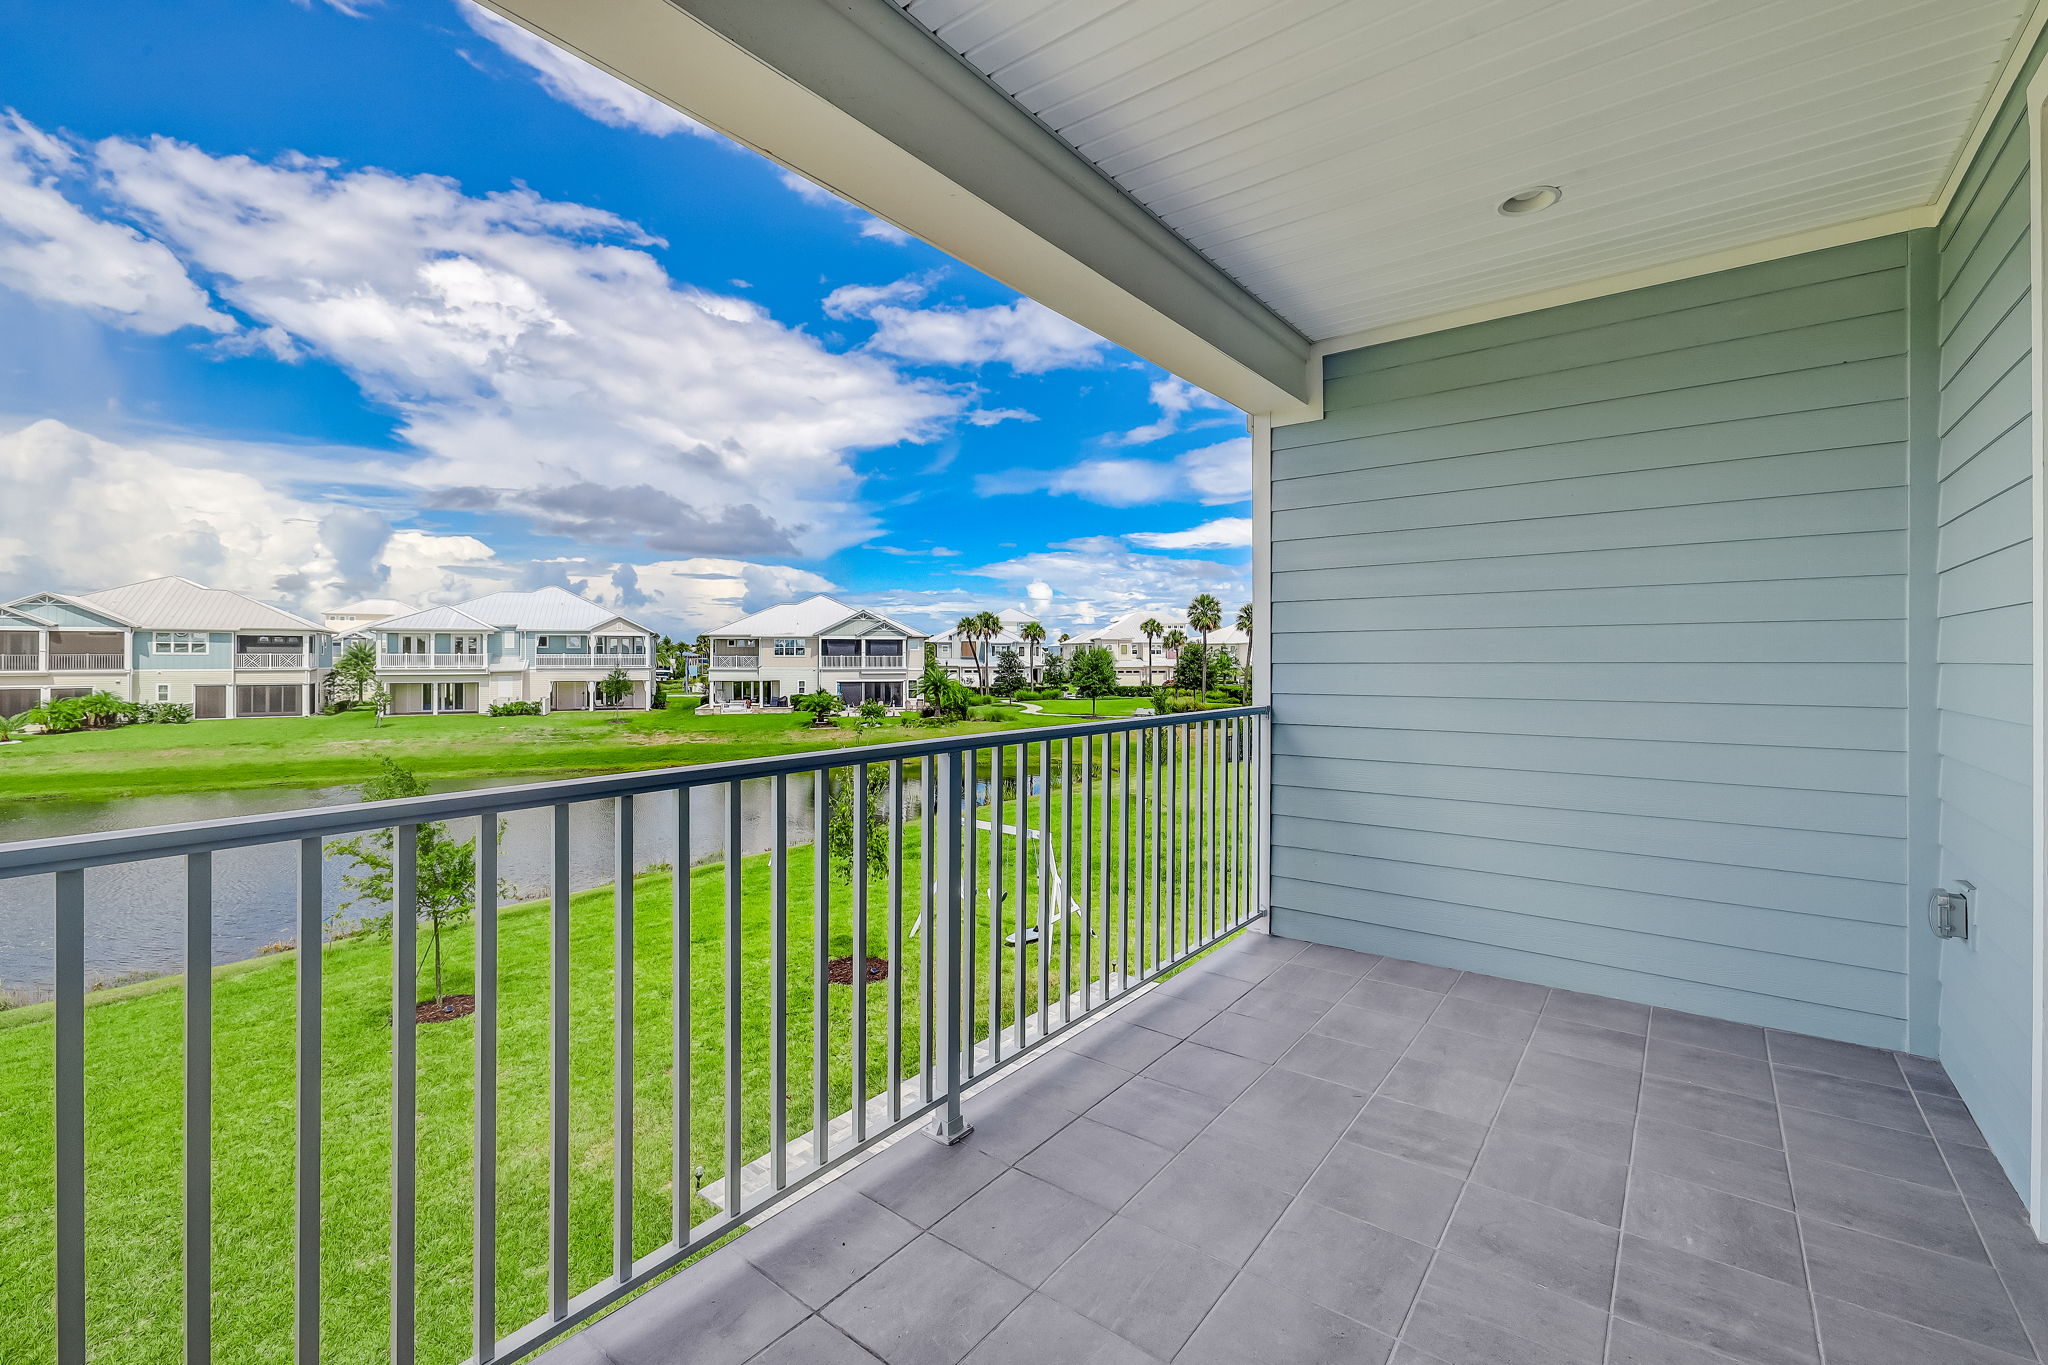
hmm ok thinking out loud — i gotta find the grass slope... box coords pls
[0,704,1064,805]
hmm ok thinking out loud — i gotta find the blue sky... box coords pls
[0,0,1250,636]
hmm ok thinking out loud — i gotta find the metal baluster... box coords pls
[673,791,692,1243]
[853,762,869,1144]
[55,869,85,1365]
[963,754,977,1077]
[1081,735,1095,1014]
[813,769,829,1167]
[770,776,788,1190]
[185,852,212,1365]
[1118,730,1131,995]
[723,783,743,1216]
[989,749,1003,1065]
[918,768,934,1104]
[1169,727,1182,962]
[1228,716,1245,929]
[548,805,570,1320]
[474,821,497,1363]
[1036,740,1050,1039]
[1148,728,1161,977]
[928,752,971,1144]
[295,839,322,1365]
[1013,744,1027,1052]
[1133,730,1148,982]
[614,797,635,1282]
[1199,722,1210,945]
[1099,730,1112,998]
[392,824,418,1365]
[1060,737,1073,1025]
[888,760,905,1123]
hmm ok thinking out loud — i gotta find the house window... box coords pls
[821,639,860,657]
[537,636,549,649]
[153,631,205,654]
[156,684,171,702]
[774,638,806,656]
[864,638,903,659]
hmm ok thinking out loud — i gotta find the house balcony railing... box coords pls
[535,654,646,669]
[378,653,486,670]
[235,652,305,669]
[819,655,907,670]
[0,705,1266,1365]
[47,653,123,670]
[0,652,40,670]
[710,654,759,669]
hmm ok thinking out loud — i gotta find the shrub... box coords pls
[793,691,844,726]
[857,699,887,721]
[134,701,195,724]
[487,700,544,717]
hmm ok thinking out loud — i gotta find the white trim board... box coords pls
[2026,56,2048,1239]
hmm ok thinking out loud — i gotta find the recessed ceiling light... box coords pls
[1498,185,1563,217]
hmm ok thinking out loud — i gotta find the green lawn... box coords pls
[0,737,1256,1365]
[0,703,1061,805]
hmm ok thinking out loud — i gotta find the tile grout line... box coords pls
[1391,975,1553,1358]
[1599,1010,1650,1365]
[1766,1030,1829,1365]
[1898,1055,2045,1364]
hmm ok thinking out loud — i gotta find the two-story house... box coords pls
[320,598,417,638]
[368,588,660,714]
[1,575,333,718]
[705,596,924,709]
[1070,608,1249,687]
[927,608,1055,687]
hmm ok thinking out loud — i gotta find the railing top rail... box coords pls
[0,705,1269,878]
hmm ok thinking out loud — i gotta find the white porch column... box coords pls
[225,684,238,719]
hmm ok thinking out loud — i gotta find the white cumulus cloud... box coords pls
[460,3,709,138]
[865,297,1110,373]
[978,436,1250,508]
[966,536,1247,626]
[1111,377,1235,446]
[0,111,232,336]
[73,117,960,556]
[1127,517,1252,550]
[0,417,499,608]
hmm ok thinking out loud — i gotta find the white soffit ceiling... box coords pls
[892,0,2033,344]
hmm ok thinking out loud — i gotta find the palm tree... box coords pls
[973,610,1003,692]
[954,612,982,689]
[1162,627,1187,690]
[1019,620,1046,682]
[1187,593,1222,699]
[1235,602,1254,703]
[1140,618,1164,687]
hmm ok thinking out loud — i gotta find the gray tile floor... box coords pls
[540,935,2048,1365]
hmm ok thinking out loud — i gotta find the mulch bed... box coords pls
[415,994,476,1024]
[827,955,890,987]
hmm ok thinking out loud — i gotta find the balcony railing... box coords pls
[47,653,122,670]
[0,706,1266,1365]
[819,655,907,670]
[0,652,40,670]
[536,654,645,669]
[235,652,305,669]
[710,654,759,669]
[378,653,486,669]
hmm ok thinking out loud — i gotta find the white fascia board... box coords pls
[482,0,1312,414]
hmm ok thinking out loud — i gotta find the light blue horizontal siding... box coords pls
[1271,236,1914,1049]
[1934,41,2038,1201]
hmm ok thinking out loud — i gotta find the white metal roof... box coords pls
[372,587,656,635]
[74,576,322,632]
[371,605,499,633]
[713,595,925,639]
[895,0,2030,344]
[1080,608,1246,645]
